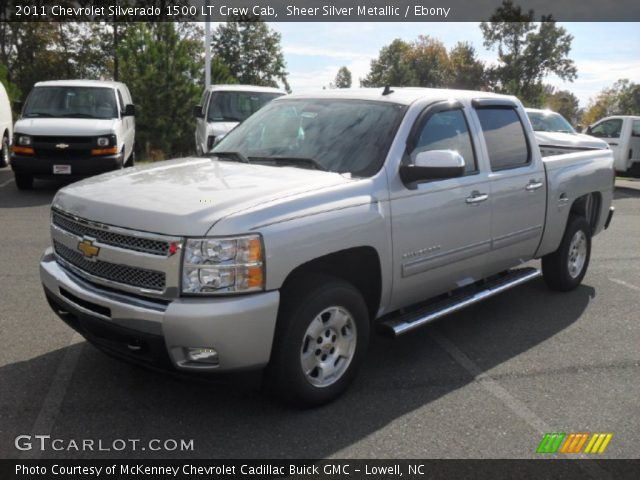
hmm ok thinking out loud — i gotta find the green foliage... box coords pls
[361,37,486,90]
[543,89,580,125]
[334,66,352,89]
[212,17,289,91]
[480,0,577,105]
[210,57,238,85]
[582,79,640,126]
[0,62,20,102]
[118,23,202,158]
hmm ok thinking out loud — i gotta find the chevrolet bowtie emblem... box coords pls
[77,239,100,259]
[56,143,70,149]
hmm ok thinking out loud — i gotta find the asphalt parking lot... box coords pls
[0,166,638,461]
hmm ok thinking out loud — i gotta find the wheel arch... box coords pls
[279,246,383,322]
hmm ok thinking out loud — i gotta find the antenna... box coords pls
[382,85,394,96]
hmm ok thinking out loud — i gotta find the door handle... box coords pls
[465,191,489,204]
[525,180,544,191]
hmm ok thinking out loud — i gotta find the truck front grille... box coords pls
[54,241,166,291]
[52,211,170,256]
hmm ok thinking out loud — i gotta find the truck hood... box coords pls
[53,157,352,236]
[14,117,117,136]
[534,131,609,150]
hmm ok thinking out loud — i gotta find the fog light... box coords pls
[185,347,219,365]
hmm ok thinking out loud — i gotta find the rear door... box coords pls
[389,101,492,310]
[472,101,546,273]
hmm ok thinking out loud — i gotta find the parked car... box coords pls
[194,84,285,155]
[0,81,12,168]
[525,108,608,157]
[11,80,135,190]
[40,88,614,406]
[585,115,640,176]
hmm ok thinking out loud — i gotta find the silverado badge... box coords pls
[55,143,70,149]
[77,239,100,259]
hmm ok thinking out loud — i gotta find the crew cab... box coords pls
[585,115,640,176]
[40,88,615,406]
[11,80,136,190]
[525,108,608,157]
[194,84,285,155]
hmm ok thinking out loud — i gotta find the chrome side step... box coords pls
[380,267,542,337]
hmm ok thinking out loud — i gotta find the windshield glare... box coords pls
[527,111,575,133]
[207,91,283,123]
[23,86,118,119]
[212,99,406,177]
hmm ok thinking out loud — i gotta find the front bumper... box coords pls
[11,153,123,177]
[40,248,280,372]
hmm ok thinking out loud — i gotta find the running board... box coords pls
[380,267,542,337]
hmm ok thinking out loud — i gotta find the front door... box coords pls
[389,104,491,310]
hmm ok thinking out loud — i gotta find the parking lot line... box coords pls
[429,329,610,477]
[609,278,640,292]
[0,178,14,188]
[20,331,84,460]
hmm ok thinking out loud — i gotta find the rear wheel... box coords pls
[542,215,591,291]
[14,172,34,190]
[267,275,369,406]
[0,134,9,168]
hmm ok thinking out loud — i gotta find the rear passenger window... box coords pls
[476,108,530,170]
[412,109,477,173]
[632,121,640,137]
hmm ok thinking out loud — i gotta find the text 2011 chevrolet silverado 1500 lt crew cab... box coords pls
[40,88,615,405]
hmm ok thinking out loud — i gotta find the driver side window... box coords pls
[412,109,477,173]
[590,119,622,138]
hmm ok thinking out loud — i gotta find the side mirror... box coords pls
[399,150,465,185]
[13,101,23,112]
[585,126,593,135]
[124,104,136,116]
[193,105,203,118]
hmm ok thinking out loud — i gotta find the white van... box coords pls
[0,82,12,168]
[11,80,135,189]
[194,85,285,155]
[585,116,640,176]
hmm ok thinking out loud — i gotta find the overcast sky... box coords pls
[267,22,640,107]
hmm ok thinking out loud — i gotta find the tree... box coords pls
[406,36,450,88]
[582,79,640,125]
[210,57,238,84]
[447,42,486,90]
[118,23,202,158]
[211,17,289,91]
[480,0,577,105]
[544,89,580,125]
[360,39,416,87]
[334,66,352,88]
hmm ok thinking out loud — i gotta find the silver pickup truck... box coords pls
[40,88,615,406]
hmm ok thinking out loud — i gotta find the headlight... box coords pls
[17,135,32,146]
[182,234,264,295]
[97,137,110,147]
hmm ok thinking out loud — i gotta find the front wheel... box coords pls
[542,215,591,291]
[267,276,369,407]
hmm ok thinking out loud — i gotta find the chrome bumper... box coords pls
[40,248,280,372]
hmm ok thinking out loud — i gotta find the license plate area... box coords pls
[53,165,71,174]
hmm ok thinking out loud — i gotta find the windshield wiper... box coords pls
[248,156,327,171]
[210,151,250,164]
[61,113,100,118]
[25,112,55,117]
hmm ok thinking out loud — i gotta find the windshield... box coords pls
[212,99,407,177]
[23,86,118,119]
[207,91,283,123]
[527,111,575,133]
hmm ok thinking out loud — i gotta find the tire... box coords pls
[267,275,370,407]
[629,163,640,178]
[14,172,34,190]
[542,215,591,291]
[0,135,9,168]
[126,149,135,168]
